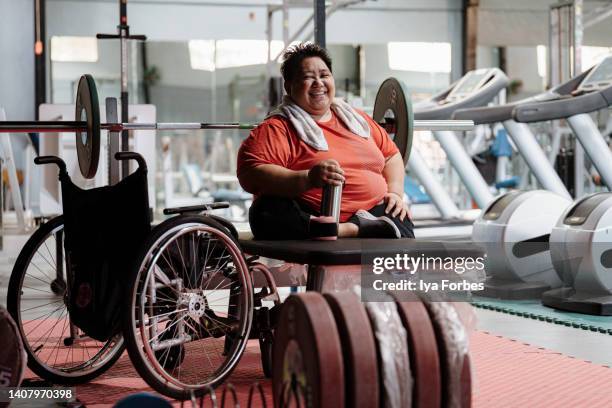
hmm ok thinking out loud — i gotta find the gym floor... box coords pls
[2,228,612,406]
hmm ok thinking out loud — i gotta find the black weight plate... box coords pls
[0,306,25,399]
[272,293,344,408]
[75,74,101,179]
[373,77,414,165]
[323,292,379,408]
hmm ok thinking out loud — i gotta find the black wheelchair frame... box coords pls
[7,152,280,400]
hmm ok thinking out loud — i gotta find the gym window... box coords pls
[188,39,287,71]
[50,36,98,62]
[537,45,612,77]
[387,42,451,73]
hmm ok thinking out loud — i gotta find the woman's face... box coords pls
[287,56,335,117]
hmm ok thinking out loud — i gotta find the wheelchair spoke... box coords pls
[21,299,64,313]
[11,218,124,380]
[28,255,56,284]
[127,219,253,396]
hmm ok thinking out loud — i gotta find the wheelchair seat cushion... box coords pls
[61,167,151,341]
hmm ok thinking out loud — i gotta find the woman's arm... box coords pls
[382,152,405,197]
[238,164,310,197]
[239,160,345,197]
[382,152,411,220]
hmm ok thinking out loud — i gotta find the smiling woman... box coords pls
[237,42,414,241]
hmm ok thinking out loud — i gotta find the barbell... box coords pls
[0,74,474,179]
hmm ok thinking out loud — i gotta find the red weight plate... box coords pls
[421,301,472,408]
[323,292,379,408]
[0,306,25,397]
[461,354,472,408]
[372,77,414,165]
[272,293,344,408]
[390,292,441,408]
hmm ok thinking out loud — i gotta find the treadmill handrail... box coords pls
[513,87,611,123]
[452,104,518,125]
[413,68,509,120]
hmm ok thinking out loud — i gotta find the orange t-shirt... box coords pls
[237,110,400,222]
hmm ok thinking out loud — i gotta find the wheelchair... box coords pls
[7,152,279,400]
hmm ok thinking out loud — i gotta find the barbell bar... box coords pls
[0,74,474,179]
[0,119,475,133]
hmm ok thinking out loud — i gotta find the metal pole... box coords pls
[120,0,130,178]
[314,0,326,48]
[567,113,612,191]
[34,0,46,120]
[432,130,494,208]
[572,0,584,197]
[502,120,571,200]
[408,149,460,219]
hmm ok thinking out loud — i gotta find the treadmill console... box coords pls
[483,191,522,221]
[577,55,612,93]
[445,69,495,103]
[563,193,611,225]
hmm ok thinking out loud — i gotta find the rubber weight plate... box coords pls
[0,306,26,405]
[75,74,101,179]
[272,293,344,408]
[364,291,412,408]
[421,300,472,408]
[373,77,414,165]
[390,292,442,408]
[323,292,379,408]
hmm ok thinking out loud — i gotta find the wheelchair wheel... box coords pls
[7,216,124,384]
[124,215,254,400]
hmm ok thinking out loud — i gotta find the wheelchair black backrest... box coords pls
[49,153,152,341]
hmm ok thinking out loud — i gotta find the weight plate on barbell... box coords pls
[373,77,414,165]
[323,292,379,408]
[272,293,344,408]
[391,292,442,408]
[75,74,101,179]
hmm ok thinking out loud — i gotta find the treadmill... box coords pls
[453,89,572,200]
[454,57,612,200]
[409,68,508,238]
[510,55,612,195]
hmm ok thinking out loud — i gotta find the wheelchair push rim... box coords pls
[125,219,254,398]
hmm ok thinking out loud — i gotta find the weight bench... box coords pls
[239,237,484,292]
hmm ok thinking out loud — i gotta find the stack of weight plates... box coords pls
[272,292,472,408]
[0,306,26,408]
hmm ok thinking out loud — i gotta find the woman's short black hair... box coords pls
[280,42,332,83]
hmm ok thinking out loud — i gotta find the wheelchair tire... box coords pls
[7,216,124,384]
[123,215,254,400]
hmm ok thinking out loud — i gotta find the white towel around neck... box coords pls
[266,95,370,151]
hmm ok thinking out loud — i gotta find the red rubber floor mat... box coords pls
[22,331,612,407]
[471,331,612,407]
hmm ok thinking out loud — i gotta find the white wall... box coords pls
[0,0,35,120]
[46,0,463,44]
[505,47,545,98]
[479,0,612,47]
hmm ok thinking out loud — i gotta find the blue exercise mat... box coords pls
[471,297,612,335]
